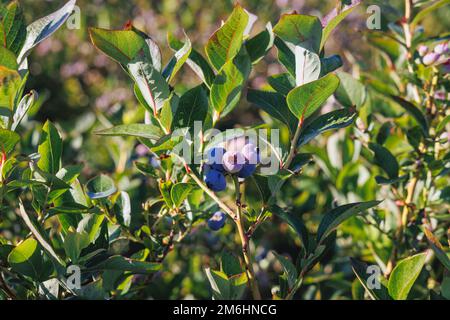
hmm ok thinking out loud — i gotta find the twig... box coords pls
[0,271,16,300]
[187,169,236,219]
[283,117,304,170]
[233,176,262,300]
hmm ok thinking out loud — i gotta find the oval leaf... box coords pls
[388,252,428,300]
[287,73,340,120]
[317,201,381,242]
[86,174,117,200]
[205,4,249,72]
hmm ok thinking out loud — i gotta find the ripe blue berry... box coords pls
[204,169,227,192]
[434,42,449,55]
[242,143,259,164]
[206,147,226,171]
[208,211,226,231]
[238,163,256,178]
[423,52,440,65]
[222,151,245,173]
[226,136,248,153]
[418,45,428,56]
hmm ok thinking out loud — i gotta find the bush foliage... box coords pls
[0,0,449,300]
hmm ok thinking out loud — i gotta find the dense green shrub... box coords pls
[0,0,448,300]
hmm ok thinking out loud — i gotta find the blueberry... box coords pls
[206,147,226,171]
[204,169,227,192]
[241,143,259,164]
[423,52,440,65]
[226,136,248,153]
[434,42,449,55]
[222,151,245,173]
[238,163,256,178]
[149,156,161,169]
[417,45,428,57]
[207,211,226,231]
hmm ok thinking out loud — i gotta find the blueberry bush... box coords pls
[0,0,449,300]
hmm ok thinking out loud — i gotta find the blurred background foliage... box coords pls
[2,0,449,299]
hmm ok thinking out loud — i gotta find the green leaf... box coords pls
[95,123,162,140]
[47,204,100,217]
[350,258,391,300]
[436,115,450,134]
[390,96,429,135]
[37,121,62,175]
[321,55,343,76]
[388,252,428,300]
[7,238,47,281]
[77,214,105,243]
[172,85,209,131]
[367,33,403,63]
[0,0,26,56]
[411,0,450,28]
[11,90,37,131]
[220,251,242,277]
[159,93,179,132]
[335,72,367,108]
[423,228,450,271]
[0,66,21,112]
[205,4,249,71]
[286,73,340,120]
[163,31,192,83]
[63,230,90,264]
[56,164,84,185]
[0,128,19,154]
[294,46,320,86]
[159,180,173,208]
[317,201,381,242]
[18,0,77,67]
[290,153,313,173]
[135,161,158,178]
[0,47,18,70]
[94,255,161,274]
[245,22,274,64]
[368,143,399,180]
[320,1,361,49]
[210,49,251,117]
[170,183,194,208]
[18,201,65,267]
[271,205,309,251]
[127,50,171,116]
[298,109,356,147]
[274,36,296,76]
[247,89,297,133]
[168,33,215,88]
[86,174,117,200]
[267,73,296,96]
[115,191,131,227]
[272,251,298,289]
[204,268,231,300]
[273,14,322,53]
[89,28,146,65]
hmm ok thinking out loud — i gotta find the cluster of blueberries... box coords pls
[204,137,260,231]
[203,137,260,192]
[418,41,450,72]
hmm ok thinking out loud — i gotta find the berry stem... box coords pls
[233,176,262,300]
[284,116,304,170]
[186,167,235,219]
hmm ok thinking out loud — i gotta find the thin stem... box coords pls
[233,176,261,300]
[285,272,304,300]
[187,169,235,219]
[0,271,16,300]
[385,175,419,275]
[284,117,304,170]
[400,175,419,234]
